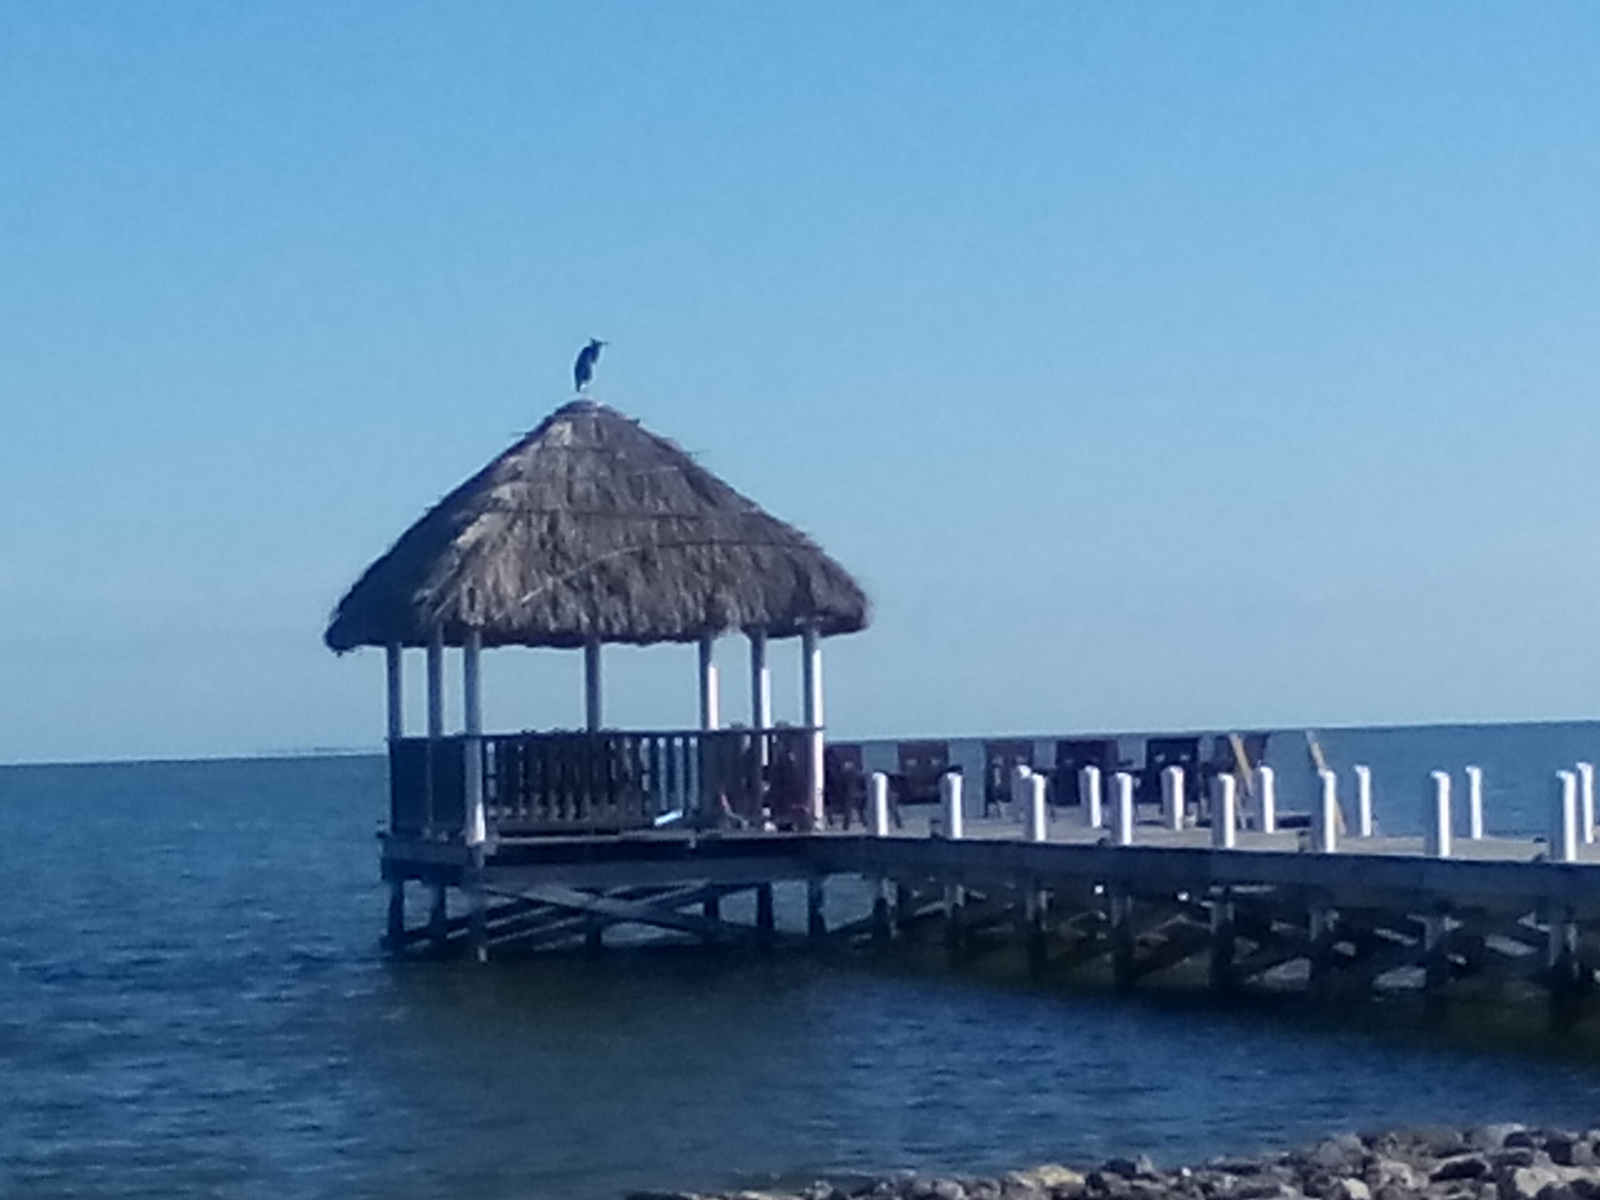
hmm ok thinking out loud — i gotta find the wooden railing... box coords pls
[388,727,819,839]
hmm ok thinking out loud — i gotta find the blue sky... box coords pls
[3,4,1599,762]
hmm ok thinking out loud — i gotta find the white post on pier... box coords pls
[583,638,603,732]
[1026,773,1049,842]
[800,625,825,831]
[748,629,771,730]
[1314,769,1339,853]
[869,771,891,837]
[1464,765,1484,840]
[1161,765,1186,831]
[1257,764,1277,834]
[1080,764,1103,829]
[1113,771,1136,846]
[1552,770,1580,864]
[385,643,404,742]
[1353,764,1373,838]
[463,629,486,848]
[697,635,720,731]
[1212,774,1237,850]
[1011,764,1033,817]
[939,772,964,840]
[1425,770,1451,859]
[1578,762,1596,846]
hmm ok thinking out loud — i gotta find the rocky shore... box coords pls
[627,1124,1600,1200]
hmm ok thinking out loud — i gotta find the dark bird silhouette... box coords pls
[574,339,606,392]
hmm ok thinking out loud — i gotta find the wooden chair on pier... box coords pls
[896,740,950,806]
[983,739,1035,817]
[1051,738,1121,808]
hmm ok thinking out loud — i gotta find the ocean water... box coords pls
[4,723,1600,1200]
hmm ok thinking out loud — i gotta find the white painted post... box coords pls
[1113,771,1136,846]
[463,629,486,847]
[1578,762,1596,846]
[1026,773,1048,842]
[1257,764,1277,833]
[583,637,603,731]
[1314,769,1339,853]
[800,625,825,831]
[1080,764,1103,829]
[748,629,771,730]
[749,628,771,775]
[1212,774,1237,850]
[385,643,404,742]
[1464,765,1484,840]
[939,772,964,840]
[1353,764,1373,838]
[1552,770,1579,863]
[1011,764,1033,818]
[1161,765,1186,831]
[869,772,890,837]
[1425,770,1451,859]
[697,635,720,730]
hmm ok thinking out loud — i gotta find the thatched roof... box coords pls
[324,401,870,651]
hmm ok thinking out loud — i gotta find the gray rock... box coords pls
[1548,1141,1597,1170]
[1433,1159,1492,1184]
[1332,1180,1371,1200]
[1471,1129,1529,1154]
[1499,1166,1565,1200]
[1373,1185,1414,1200]
[1495,1153,1541,1171]
[1306,1139,1371,1176]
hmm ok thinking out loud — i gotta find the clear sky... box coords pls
[4,4,1600,762]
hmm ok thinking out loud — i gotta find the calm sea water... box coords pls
[5,722,1600,1200]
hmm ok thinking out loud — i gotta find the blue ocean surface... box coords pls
[4,723,1600,1200]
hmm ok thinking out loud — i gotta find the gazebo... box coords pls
[326,398,869,846]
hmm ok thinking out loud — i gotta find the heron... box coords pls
[574,339,606,392]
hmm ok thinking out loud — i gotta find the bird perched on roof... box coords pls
[574,339,606,393]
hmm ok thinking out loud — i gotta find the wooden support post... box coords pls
[466,880,488,964]
[703,894,722,921]
[584,638,603,732]
[1423,908,1450,1019]
[1426,771,1452,859]
[385,880,406,950]
[1209,887,1236,994]
[1308,905,1337,1003]
[871,879,892,944]
[943,883,966,957]
[698,634,720,731]
[428,883,449,956]
[1353,764,1373,838]
[894,882,914,938]
[755,883,775,946]
[1080,764,1103,828]
[385,643,404,742]
[1109,889,1135,993]
[749,628,771,777]
[1025,887,1049,978]
[1257,764,1277,833]
[584,912,605,952]
[1465,765,1485,840]
[426,628,443,836]
[1548,904,1586,1030]
[807,877,827,938]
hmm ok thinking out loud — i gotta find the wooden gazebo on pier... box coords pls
[327,398,870,851]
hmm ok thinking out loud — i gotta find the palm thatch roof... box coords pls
[324,401,870,651]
